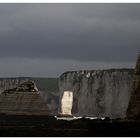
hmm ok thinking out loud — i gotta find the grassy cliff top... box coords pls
[32,78,58,94]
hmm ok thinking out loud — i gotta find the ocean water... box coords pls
[54,116,105,121]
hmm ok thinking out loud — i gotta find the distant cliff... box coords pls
[59,69,134,118]
[0,77,29,93]
[0,77,59,115]
[0,81,48,115]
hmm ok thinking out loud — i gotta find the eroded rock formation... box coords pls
[0,80,48,115]
[127,53,140,119]
[0,80,59,115]
[2,80,39,94]
[0,92,49,115]
[0,78,59,115]
[59,69,134,118]
[0,77,29,93]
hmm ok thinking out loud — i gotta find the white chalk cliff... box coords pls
[58,69,134,118]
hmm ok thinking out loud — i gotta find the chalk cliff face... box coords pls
[59,69,134,118]
[127,53,140,119]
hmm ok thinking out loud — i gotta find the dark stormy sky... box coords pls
[0,3,139,77]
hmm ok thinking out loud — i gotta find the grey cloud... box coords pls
[0,3,139,62]
[0,57,135,77]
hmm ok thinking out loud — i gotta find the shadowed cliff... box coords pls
[127,53,140,119]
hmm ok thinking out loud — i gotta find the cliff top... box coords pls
[60,68,134,77]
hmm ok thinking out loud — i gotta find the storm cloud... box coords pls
[0,4,139,77]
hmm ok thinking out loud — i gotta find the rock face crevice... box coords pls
[59,69,134,118]
[127,53,140,119]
